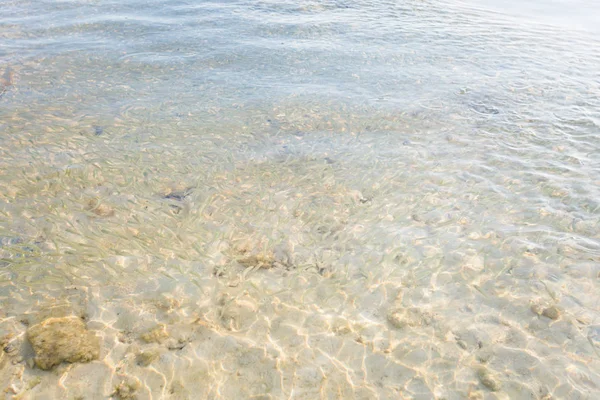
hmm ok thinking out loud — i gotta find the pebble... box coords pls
[542,306,561,320]
[3,343,15,353]
[477,367,501,391]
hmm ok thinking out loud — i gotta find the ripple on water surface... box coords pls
[1,0,600,399]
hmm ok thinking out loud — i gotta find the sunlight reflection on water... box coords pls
[1,0,599,398]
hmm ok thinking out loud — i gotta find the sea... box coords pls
[1,0,599,398]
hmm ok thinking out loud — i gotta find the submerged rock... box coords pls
[541,306,561,320]
[531,302,562,320]
[387,307,433,329]
[136,348,160,367]
[27,316,100,370]
[140,324,169,344]
[237,252,276,269]
[232,240,294,270]
[113,377,141,399]
[477,367,501,391]
[220,298,258,331]
[87,199,115,217]
[163,188,193,201]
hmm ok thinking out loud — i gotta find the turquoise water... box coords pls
[1,0,599,398]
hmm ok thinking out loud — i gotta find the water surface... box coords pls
[1,0,599,398]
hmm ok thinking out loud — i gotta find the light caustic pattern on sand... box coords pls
[1,0,600,398]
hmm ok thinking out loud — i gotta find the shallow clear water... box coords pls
[1,0,599,398]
